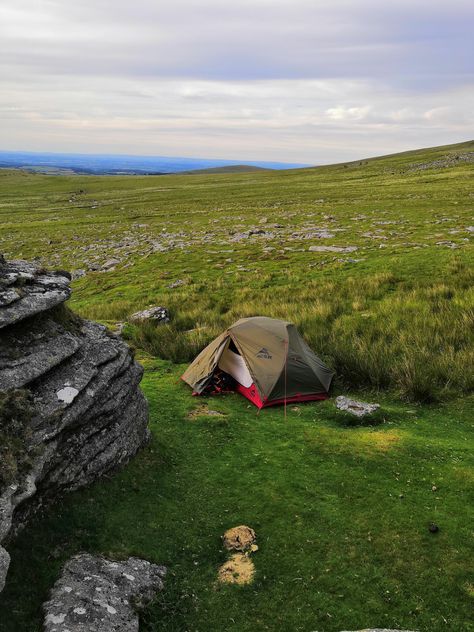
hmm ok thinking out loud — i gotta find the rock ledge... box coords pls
[0,257,150,593]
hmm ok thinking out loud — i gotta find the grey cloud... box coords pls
[0,0,473,161]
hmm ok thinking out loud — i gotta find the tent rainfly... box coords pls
[181,316,334,409]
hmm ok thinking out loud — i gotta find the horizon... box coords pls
[1,137,472,172]
[1,1,473,163]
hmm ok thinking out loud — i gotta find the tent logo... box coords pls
[257,347,272,359]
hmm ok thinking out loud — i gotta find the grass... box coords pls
[0,390,34,488]
[1,357,473,631]
[1,140,472,401]
[0,141,473,630]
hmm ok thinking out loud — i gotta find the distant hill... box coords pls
[180,164,270,175]
[308,139,474,172]
[0,150,309,175]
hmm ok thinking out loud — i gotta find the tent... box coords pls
[181,316,334,409]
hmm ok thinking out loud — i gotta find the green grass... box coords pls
[0,141,473,630]
[1,358,473,631]
[1,140,472,401]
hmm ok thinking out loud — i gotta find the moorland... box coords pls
[0,140,473,631]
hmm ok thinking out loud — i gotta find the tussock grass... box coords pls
[121,265,473,402]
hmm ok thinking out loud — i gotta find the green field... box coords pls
[0,141,473,631]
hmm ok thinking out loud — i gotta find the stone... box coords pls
[222,525,257,552]
[0,258,150,594]
[168,279,185,289]
[129,306,170,324]
[43,554,166,632]
[102,258,120,270]
[335,396,380,417]
[309,245,358,253]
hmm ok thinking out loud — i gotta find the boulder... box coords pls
[0,257,150,593]
[129,306,170,324]
[335,396,380,417]
[43,554,166,632]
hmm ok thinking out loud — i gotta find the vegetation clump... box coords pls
[0,390,34,489]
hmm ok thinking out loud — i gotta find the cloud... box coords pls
[0,0,473,161]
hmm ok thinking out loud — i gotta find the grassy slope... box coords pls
[0,141,473,630]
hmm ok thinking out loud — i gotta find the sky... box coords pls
[0,0,473,164]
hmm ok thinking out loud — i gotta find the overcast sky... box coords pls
[1,0,473,163]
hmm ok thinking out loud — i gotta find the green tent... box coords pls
[182,316,334,408]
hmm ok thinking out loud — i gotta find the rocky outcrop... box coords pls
[43,554,166,632]
[0,257,149,593]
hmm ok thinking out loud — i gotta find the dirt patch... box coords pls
[217,553,255,585]
[222,525,257,552]
[187,405,226,419]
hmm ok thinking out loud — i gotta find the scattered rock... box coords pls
[222,525,257,552]
[217,553,255,585]
[429,523,439,533]
[335,396,380,417]
[43,553,166,632]
[101,258,120,270]
[408,152,474,172]
[436,240,458,249]
[129,306,170,324]
[71,269,86,280]
[309,245,358,253]
[168,279,185,289]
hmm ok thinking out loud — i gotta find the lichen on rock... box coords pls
[43,554,166,632]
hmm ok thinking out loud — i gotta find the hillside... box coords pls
[0,140,473,632]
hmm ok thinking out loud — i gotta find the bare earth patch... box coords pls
[187,405,226,419]
[217,553,255,585]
